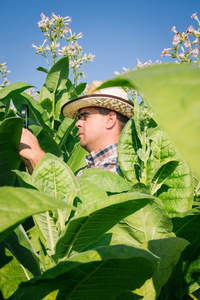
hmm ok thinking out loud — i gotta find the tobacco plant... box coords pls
[0,12,200,300]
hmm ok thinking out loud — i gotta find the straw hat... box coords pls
[61,81,134,119]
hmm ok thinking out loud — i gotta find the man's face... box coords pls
[75,107,107,153]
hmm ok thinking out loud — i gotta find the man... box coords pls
[18,81,134,176]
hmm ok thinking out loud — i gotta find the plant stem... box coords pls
[52,92,55,129]
[141,126,148,186]
[44,54,51,70]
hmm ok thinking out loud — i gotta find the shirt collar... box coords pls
[85,143,118,167]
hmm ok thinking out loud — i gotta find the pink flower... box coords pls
[122,67,130,72]
[69,60,74,67]
[137,59,142,66]
[184,40,191,47]
[65,25,71,31]
[38,20,45,28]
[192,47,199,57]
[45,45,50,51]
[191,12,199,21]
[191,12,197,18]
[173,34,181,45]
[161,48,171,57]
[77,32,83,39]
[178,52,185,60]
[51,12,58,19]
[52,42,60,48]
[186,25,195,34]
[58,46,67,55]
[170,26,177,33]
[89,53,95,62]
[193,38,199,45]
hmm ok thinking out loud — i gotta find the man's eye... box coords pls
[81,115,89,120]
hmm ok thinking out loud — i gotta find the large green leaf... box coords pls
[0,82,33,101]
[80,168,132,194]
[148,126,193,216]
[45,57,69,93]
[109,198,174,247]
[98,64,200,179]
[0,246,33,299]
[85,197,174,252]
[8,244,158,300]
[15,154,79,254]
[150,157,179,195]
[2,226,40,275]
[0,117,24,186]
[75,82,87,95]
[54,117,76,148]
[0,187,75,242]
[32,154,79,247]
[55,89,70,120]
[54,192,155,262]
[118,118,142,185]
[67,144,87,174]
[118,120,194,216]
[135,237,189,299]
[0,226,41,298]
[106,199,189,299]
[12,92,52,133]
[32,154,78,203]
[29,125,62,158]
[77,179,108,211]
[0,98,11,121]
[38,85,52,104]
[157,257,183,300]
[172,207,200,295]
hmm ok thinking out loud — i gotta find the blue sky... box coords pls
[1,0,200,90]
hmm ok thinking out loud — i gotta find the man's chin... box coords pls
[80,142,89,153]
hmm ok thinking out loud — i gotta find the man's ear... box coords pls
[105,111,117,129]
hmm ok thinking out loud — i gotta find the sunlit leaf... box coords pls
[0,187,75,242]
[54,192,155,261]
[45,57,69,93]
[99,64,200,178]
[80,168,132,194]
[0,82,33,101]
[67,144,87,174]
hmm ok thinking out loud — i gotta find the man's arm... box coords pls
[18,128,46,174]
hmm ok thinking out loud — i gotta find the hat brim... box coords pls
[61,94,134,119]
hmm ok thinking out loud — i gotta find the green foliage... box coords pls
[118,118,194,216]
[80,168,132,194]
[0,186,75,242]
[45,57,69,93]
[99,63,200,179]
[0,82,33,101]
[0,117,24,186]
[0,58,199,299]
[8,245,158,300]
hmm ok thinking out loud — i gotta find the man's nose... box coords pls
[75,119,82,128]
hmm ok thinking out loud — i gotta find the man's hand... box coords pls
[18,129,45,174]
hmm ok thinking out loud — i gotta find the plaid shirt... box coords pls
[76,143,120,178]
